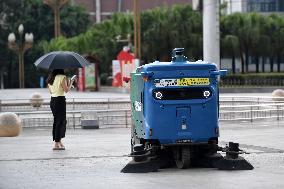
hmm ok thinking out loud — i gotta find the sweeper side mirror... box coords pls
[220,70,227,77]
[210,70,227,77]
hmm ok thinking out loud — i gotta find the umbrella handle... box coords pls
[71,75,77,81]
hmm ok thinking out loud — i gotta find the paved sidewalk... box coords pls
[0,88,275,100]
[0,88,130,100]
[1,120,284,189]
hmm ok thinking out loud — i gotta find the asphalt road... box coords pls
[1,120,284,189]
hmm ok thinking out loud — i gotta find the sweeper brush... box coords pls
[213,142,254,170]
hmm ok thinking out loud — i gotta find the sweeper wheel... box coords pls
[174,147,191,169]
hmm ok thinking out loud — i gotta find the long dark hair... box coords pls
[46,69,65,85]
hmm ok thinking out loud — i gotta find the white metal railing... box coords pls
[219,103,284,122]
[3,96,284,127]
[2,96,284,112]
[220,96,284,106]
[16,109,131,128]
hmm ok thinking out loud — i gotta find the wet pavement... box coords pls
[1,120,284,189]
[0,88,282,188]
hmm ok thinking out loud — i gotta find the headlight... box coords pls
[203,90,211,98]
[155,91,163,99]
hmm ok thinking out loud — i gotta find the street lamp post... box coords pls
[44,0,69,38]
[8,24,33,88]
[133,0,141,59]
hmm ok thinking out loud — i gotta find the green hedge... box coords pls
[220,73,284,86]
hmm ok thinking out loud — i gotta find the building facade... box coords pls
[71,0,193,22]
[222,0,284,15]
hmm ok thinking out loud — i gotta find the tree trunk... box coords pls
[8,60,12,88]
[232,54,236,74]
[270,57,274,72]
[239,48,245,73]
[277,54,281,72]
[256,56,259,73]
[245,49,249,73]
[262,56,265,73]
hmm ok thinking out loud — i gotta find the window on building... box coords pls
[247,0,279,12]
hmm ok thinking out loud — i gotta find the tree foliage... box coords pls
[0,0,91,88]
[44,5,203,76]
[45,5,284,77]
[221,13,284,73]
[2,2,284,88]
[141,5,202,62]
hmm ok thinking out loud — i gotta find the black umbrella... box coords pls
[34,51,90,70]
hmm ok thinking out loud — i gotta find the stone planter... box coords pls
[272,89,284,101]
[30,92,43,108]
[0,112,22,137]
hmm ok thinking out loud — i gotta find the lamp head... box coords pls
[8,33,16,43]
[18,24,24,34]
[25,33,34,43]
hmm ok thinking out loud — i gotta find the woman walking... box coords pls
[46,69,76,150]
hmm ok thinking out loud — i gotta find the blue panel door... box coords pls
[176,106,191,137]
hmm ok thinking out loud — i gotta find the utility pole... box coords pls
[118,0,122,12]
[44,0,69,38]
[203,0,220,69]
[96,0,101,23]
[133,0,141,59]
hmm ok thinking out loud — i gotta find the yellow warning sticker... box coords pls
[177,78,210,86]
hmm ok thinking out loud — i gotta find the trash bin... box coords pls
[81,111,99,129]
[81,120,99,129]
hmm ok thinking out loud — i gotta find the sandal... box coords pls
[53,143,65,150]
[59,142,65,150]
[59,145,65,150]
[53,147,65,150]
